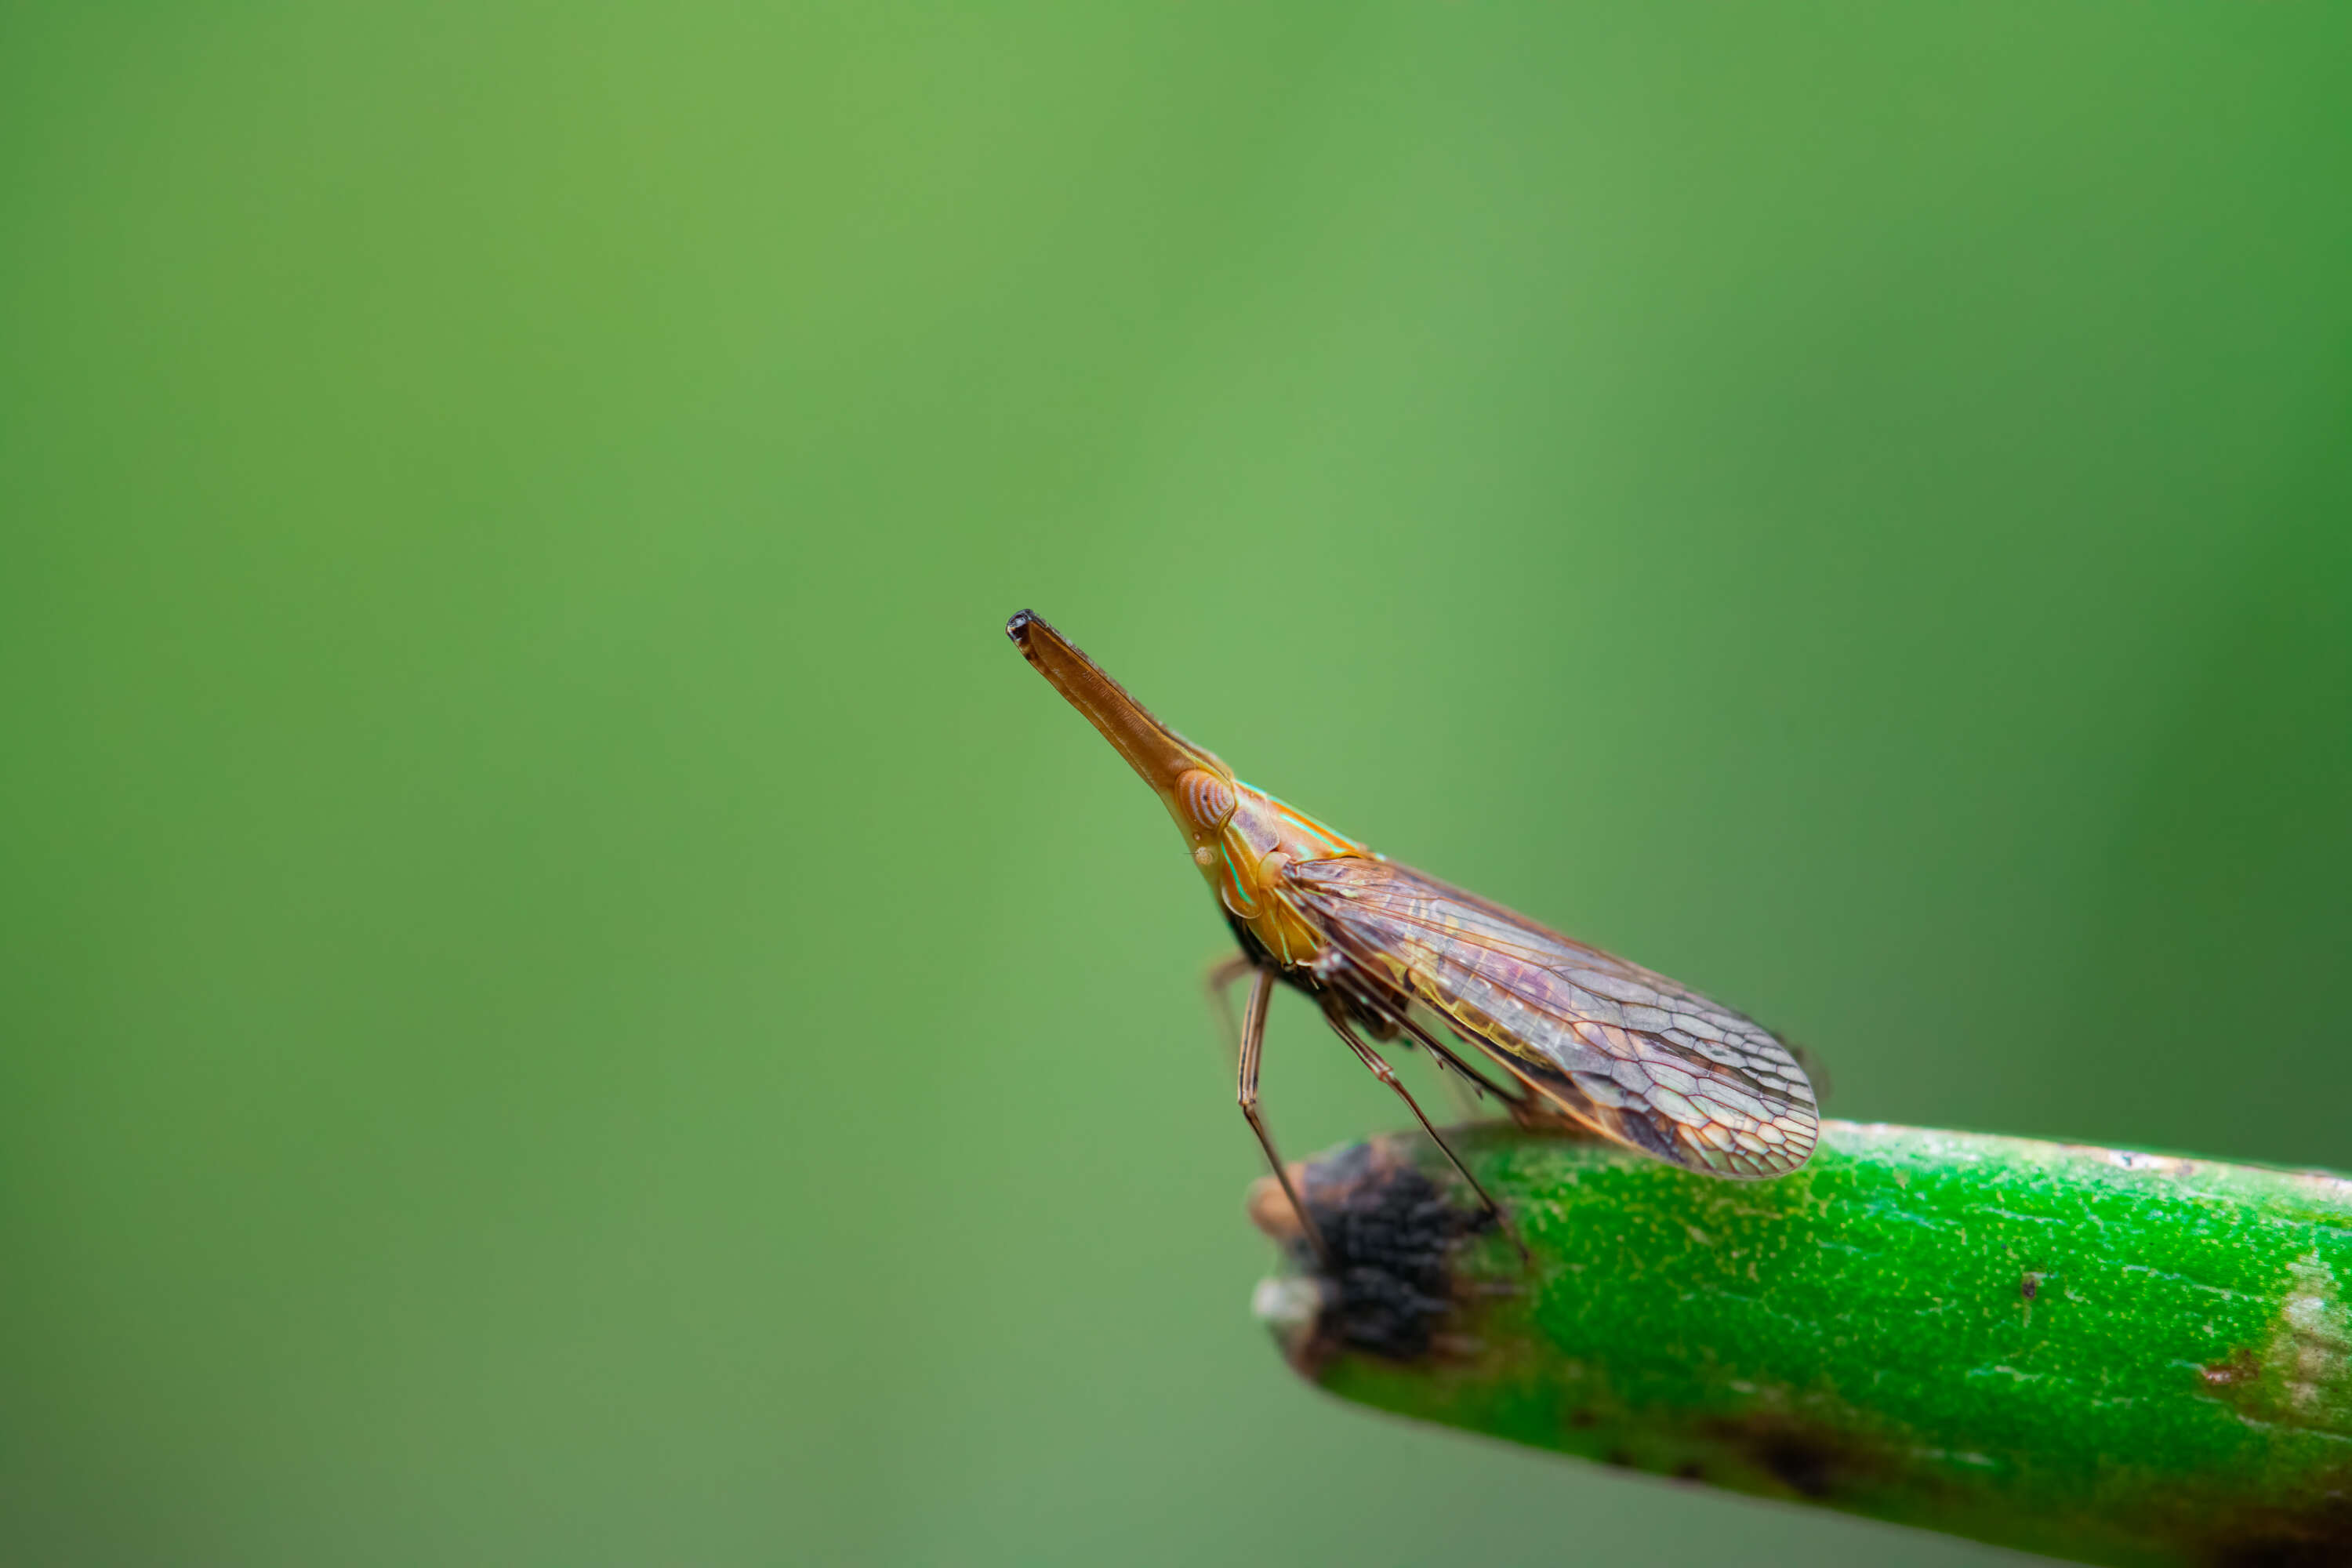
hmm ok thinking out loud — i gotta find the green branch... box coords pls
[1248,1121,2352,1567]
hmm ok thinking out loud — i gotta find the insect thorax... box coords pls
[1175,771,1363,973]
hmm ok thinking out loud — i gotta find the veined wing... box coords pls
[1284,855,1818,1178]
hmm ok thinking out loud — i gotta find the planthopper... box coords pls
[1006,610,1817,1259]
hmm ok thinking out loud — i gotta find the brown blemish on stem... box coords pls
[2192,1474,2352,1568]
[1247,1136,1494,1376]
[2197,1254,2352,1438]
[1697,1414,1907,1504]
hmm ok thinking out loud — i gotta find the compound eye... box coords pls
[1177,769,1236,830]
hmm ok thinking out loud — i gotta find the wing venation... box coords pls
[1284,855,1819,1178]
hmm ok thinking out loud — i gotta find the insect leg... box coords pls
[1421,1047,1486,1120]
[1324,1004,1530,1264]
[1236,964,1332,1268]
[1203,951,1257,1062]
[1390,1010,1527,1110]
[1370,1006,1483,1117]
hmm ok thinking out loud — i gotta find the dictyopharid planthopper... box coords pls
[1006,609,1818,1258]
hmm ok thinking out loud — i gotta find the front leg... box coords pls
[1202,950,1257,1062]
[1235,964,1330,1267]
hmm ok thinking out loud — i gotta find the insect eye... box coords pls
[1177,769,1236,830]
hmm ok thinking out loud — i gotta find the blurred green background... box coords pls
[4,3,2347,1564]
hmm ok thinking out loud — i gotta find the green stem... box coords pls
[1249,1121,2352,1567]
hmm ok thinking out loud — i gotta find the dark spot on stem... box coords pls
[2020,1272,2039,1300]
[1755,1432,1838,1498]
[2203,1348,2261,1389]
[1700,1415,1900,1504]
[2199,1486,2352,1568]
[1251,1137,1495,1375]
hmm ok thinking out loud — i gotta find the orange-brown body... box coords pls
[1006,608,1818,1205]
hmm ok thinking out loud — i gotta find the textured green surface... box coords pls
[1269,1123,2352,1566]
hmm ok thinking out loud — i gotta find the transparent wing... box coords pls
[1283,856,1818,1178]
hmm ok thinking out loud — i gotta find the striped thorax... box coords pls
[1171,768,1363,969]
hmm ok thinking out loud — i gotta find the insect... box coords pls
[1006,609,1817,1258]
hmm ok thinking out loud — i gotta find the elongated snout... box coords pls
[1006,610,1230,810]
